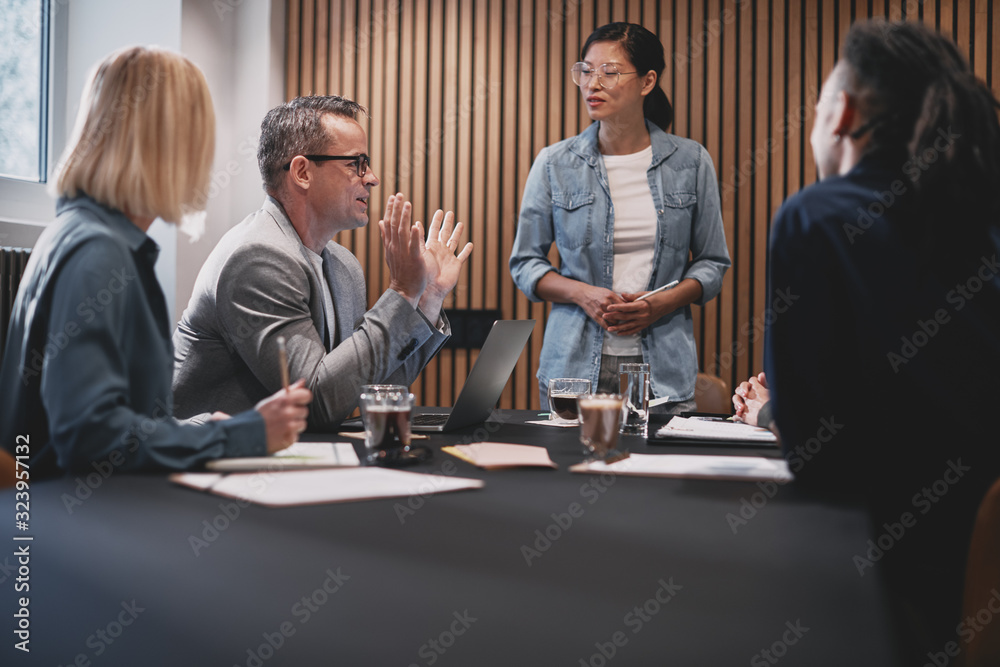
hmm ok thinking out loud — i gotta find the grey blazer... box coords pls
[172,196,449,429]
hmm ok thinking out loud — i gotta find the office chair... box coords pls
[0,448,15,489]
[960,476,1000,667]
[694,372,731,414]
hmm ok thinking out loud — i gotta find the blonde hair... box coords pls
[53,46,215,224]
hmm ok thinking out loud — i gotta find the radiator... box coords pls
[0,247,32,362]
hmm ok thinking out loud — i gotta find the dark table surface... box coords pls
[2,410,896,666]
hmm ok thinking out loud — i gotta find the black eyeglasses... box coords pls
[282,154,370,177]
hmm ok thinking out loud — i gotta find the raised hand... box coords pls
[378,193,426,307]
[416,209,473,319]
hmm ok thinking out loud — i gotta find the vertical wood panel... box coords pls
[286,0,1000,409]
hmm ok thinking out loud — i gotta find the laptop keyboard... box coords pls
[413,413,450,426]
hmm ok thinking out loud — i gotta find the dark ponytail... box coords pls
[582,22,673,132]
[840,20,1000,251]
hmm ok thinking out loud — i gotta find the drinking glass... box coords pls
[361,391,413,465]
[619,362,650,435]
[578,393,624,460]
[547,378,591,421]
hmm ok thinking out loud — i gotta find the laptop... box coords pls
[410,319,535,432]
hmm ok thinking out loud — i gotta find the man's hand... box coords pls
[379,193,426,308]
[416,209,473,320]
[255,379,312,454]
[733,372,770,426]
[573,284,626,330]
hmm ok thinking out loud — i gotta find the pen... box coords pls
[277,336,290,391]
[635,279,680,302]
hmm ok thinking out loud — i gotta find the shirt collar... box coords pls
[56,194,159,258]
[569,120,679,167]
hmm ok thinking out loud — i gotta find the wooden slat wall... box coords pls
[286,0,1000,410]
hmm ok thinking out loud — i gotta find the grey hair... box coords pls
[257,95,369,194]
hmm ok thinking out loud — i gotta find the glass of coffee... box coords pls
[578,393,624,460]
[547,378,592,421]
[359,384,408,421]
[361,390,414,465]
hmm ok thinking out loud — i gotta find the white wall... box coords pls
[64,0,183,322]
[0,0,286,324]
[178,0,286,318]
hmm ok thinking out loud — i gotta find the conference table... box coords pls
[2,410,897,666]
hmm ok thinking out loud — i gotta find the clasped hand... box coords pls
[579,287,672,336]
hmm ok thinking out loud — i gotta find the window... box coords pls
[0,0,49,183]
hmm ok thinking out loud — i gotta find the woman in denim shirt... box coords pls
[510,23,730,411]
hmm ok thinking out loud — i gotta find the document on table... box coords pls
[442,443,557,469]
[524,418,578,428]
[569,453,792,482]
[205,442,360,472]
[654,417,778,444]
[170,468,485,507]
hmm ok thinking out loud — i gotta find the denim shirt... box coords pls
[0,195,265,476]
[509,121,731,402]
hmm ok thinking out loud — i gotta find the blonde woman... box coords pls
[0,46,311,476]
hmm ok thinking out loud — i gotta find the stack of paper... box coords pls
[170,467,485,507]
[442,443,558,469]
[570,453,792,482]
[205,442,360,472]
[654,417,777,444]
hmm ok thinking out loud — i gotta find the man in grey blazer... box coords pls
[172,95,472,429]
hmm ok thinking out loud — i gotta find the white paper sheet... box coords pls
[205,442,360,472]
[570,453,792,482]
[171,468,484,507]
[654,417,777,443]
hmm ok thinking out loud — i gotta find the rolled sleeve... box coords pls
[510,148,558,302]
[684,146,731,304]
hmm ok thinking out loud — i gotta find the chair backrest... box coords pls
[0,448,15,490]
[694,372,731,414]
[961,476,1000,667]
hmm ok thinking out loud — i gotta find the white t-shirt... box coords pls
[601,145,656,355]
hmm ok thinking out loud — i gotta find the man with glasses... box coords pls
[172,95,471,429]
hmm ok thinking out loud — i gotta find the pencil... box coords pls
[277,336,290,391]
[635,279,680,302]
